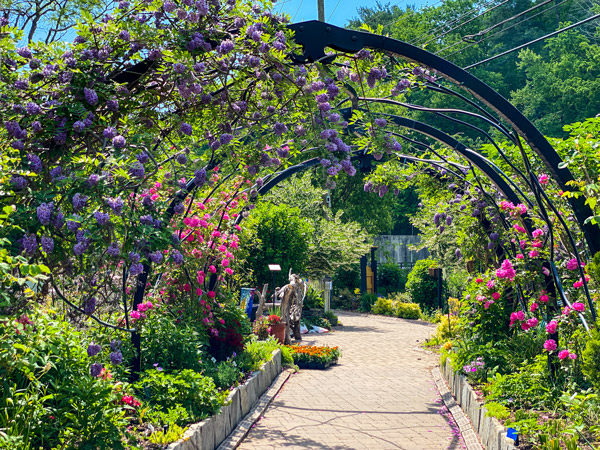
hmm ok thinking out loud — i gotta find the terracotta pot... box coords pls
[269,322,286,344]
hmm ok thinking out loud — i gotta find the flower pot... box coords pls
[269,322,286,344]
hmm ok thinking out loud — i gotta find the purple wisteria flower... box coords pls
[106,197,124,215]
[25,102,41,115]
[130,262,144,276]
[374,118,387,127]
[103,127,116,139]
[94,211,110,226]
[256,177,264,188]
[118,29,130,40]
[72,193,88,211]
[73,240,90,256]
[171,249,184,265]
[41,236,54,253]
[87,342,102,357]
[273,122,287,136]
[129,163,145,178]
[140,215,153,225]
[83,297,96,314]
[217,39,234,54]
[110,339,121,351]
[107,242,120,257]
[84,88,98,106]
[27,153,42,173]
[15,79,29,90]
[22,234,37,254]
[180,122,192,136]
[106,99,119,112]
[136,152,149,164]
[173,63,186,73]
[194,168,207,186]
[10,174,27,190]
[112,135,126,148]
[110,351,123,364]
[90,363,103,377]
[37,203,53,225]
[73,121,86,133]
[17,47,33,58]
[149,251,163,264]
[174,203,185,214]
[176,153,187,164]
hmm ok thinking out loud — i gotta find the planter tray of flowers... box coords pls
[287,344,340,370]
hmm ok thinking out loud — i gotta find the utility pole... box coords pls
[318,0,324,21]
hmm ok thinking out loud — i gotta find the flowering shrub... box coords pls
[267,314,281,325]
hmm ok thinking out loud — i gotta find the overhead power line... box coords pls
[461,0,553,42]
[463,12,600,69]
[418,0,510,47]
[437,0,572,58]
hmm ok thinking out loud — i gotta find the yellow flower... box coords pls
[354,288,360,295]
[443,341,453,350]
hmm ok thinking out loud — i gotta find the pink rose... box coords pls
[558,350,569,360]
[572,302,585,312]
[207,291,216,298]
[546,320,558,334]
[530,302,539,313]
[538,173,549,185]
[543,339,557,352]
[492,292,501,300]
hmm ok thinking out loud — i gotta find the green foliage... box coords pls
[238,337,293,371]
[333,264,360,292]
[371,296,422,319]
[322,310,339,326]
[432,315,461,343]
[141,310,205,372]
[263,173,371,278]
[484,402,511,421]
[303,286,324,309]
[581,329,600,391]
[359,293,377,312]
[148,423,187,445]
[377,263,409,295]
[486,356,560,410]
[239,202,312,285]
[134,369,227,425]
[392,302,422,320]
[0,312,127,449]
[405,259,447,312]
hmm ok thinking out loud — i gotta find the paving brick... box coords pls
[238,312,466,450]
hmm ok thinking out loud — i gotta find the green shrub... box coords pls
[371,298,393,315]
[392,302,421,319]
[359,293,378,312]
[141,310,205,371]
[134,369,227,425]
[238,337,292,371]
[405,259,448,312]
[333,264,360,292]
[485,402,511,421]
[0,312,127,450]
[377,263,409,294]
[303,286,324,309]
[582,330,600,390]
[322,310,338,326]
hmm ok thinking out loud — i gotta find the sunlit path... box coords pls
[238,311,464,450]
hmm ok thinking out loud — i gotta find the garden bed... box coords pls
[441,359,517,450]
[166,349,282,450]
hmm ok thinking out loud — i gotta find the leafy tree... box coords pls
[511,30,600,136]
[260,172,372,278]
[2,0,115,43]
[239,203,312,287]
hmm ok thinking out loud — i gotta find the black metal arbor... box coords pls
[234,20,598,327]
[120,20,598,373]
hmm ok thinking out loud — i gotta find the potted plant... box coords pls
[252,316,270,340]
[267,307,286,344]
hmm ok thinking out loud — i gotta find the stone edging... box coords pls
[440,359,517,450]
[166,349,282,450]
[217,368,292,449]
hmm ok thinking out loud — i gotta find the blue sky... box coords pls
[275,0,435,27]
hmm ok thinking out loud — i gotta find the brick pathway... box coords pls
[237,311,464,450]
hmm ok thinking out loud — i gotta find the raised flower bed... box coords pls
[287,345,340,370]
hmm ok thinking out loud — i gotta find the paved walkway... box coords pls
[238,311,465,450]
